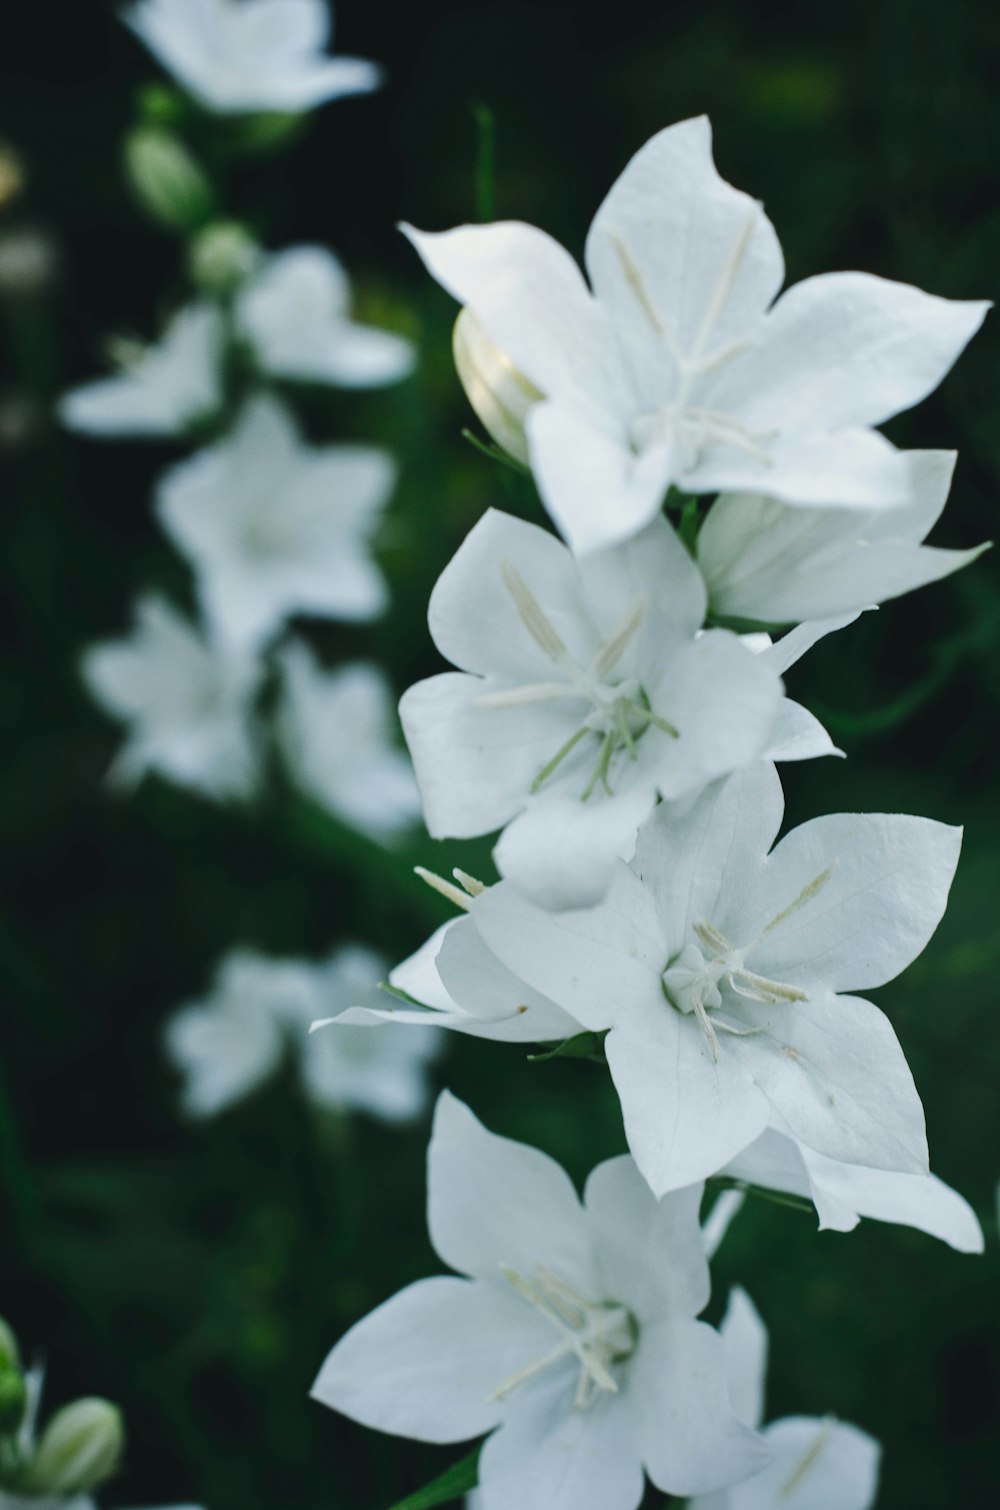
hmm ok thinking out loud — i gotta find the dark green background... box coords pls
[1,1,998,1506]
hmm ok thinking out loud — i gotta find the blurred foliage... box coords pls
[0,2,998,1508]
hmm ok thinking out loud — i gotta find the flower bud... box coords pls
[0,1318,20,1371]
[124,127,215,233]
[188,221,261,295]
[23,1398,124,1496]
[0,1366,27,1436]
[452,308,541,468]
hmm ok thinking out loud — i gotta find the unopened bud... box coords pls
[452,307,542,467]
[23,1398,124,1496]
[188,220,260,295]
[124,128,215,233]
[0,1367,27,1436]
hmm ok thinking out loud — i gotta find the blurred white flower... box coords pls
[59,305,222,439]
[406,115,988,554]
[0,226,58,298]
[156,394,393,651]
[276,639,420,842]
[313,1093,769,1509]
[124,0,382,115]
[698,450,988,626]
[165,945,439,1122]
[687,1289,880,1510]
[237,246,414,388]
[82,592,262,799]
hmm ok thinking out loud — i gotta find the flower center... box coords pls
[475,561,679,800]
[661,865,835,1060]
[490,1265,636,1411]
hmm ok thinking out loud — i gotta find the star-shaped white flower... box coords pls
[165,945,441,1121]
[236,246,414,388]
[466,762,960,1194]
[400,508,803,907]
[276,639,420,842]
[123,0,381,115]
[688,1288,880,1510]
[156,395,393,651]
[59,304,222,439]
[82,593,262,799]
[405,116,989,554]
[698,450,989,626]
[313,1092,768,1510]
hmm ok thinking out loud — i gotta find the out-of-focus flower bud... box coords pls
[0,1318,20,1371]
[22,1398,125,1496]
[0,1367,27,1436]
[188,220,261,295]
[452,307,542,468]
[0,145,25,212]
[124,127,215,233]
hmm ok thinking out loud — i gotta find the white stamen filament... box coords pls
[414,866,473,912]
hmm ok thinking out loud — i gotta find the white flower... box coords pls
[156,395,393,651]
[466,761,961,1195]
[405,116,989,555]
[124,0,381,115]
[400,508,794,906]
[312,1092,768,1509]
[276,639,419,842]
[688,1288,880,1510]
[720,1126,983,1254]
[698,450,989,625]
[58,305,222,439]
[165,945,440,1121]
[236,246,414,388]
[82,593,262,799]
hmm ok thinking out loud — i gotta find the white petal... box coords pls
[436,916,580,1042]
[700,1189,746,1261]
[493,786,657,910]
[585,116,784,360]
[577,512,708,650]
[763,699,842,763]
[692,425,917,512]
[730,991,928,1175]
[751,812,962,994]
[163,994,282,1117]
[583,1157,708,1322]
[724,1416,881,1510]
[797,1144,984,1252]
[715,269,989,431]
[311,1276,537,1443]
[757,612,862,674]
[629,1318,771,1496]
[718,1288,768,1430]
[478,1377,643,1510]
[428,1092,596,1292]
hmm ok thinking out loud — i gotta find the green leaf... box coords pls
[528,1030,608,1064]
[386,1446,481,1510]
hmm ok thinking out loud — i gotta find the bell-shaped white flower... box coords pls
[466,762,960,1195]
[405,116,989,555]
[124,0,381,115]
[276,639,420,842]
[400,508,798,906]
[236,246,414,388]
[719,1126,983,1255]
[82,593,262,799]
[58,305,222,439]
[313,1092,768,1509]
[165,945,440,1121]
[156,395,393,651]
[688,1288,880,1510]
[698,450,989,625]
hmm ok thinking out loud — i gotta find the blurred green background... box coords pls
[1,1,998,1506]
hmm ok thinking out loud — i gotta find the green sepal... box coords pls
[385,1445,481,1510]
[528,1030,608,1064]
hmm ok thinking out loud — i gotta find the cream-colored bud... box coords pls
[188,221,260,295]
[124,128,215,233]
[452,308,542,468]
[23,1398,124,1496]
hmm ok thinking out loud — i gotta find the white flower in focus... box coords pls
[156,395,393,650]
[59,305,222,439]
[468,762,961,1195]
[720,1127,983,1254]
[124,0,381,115]
[295,945,442,1121]
[698,450,989,625]
[82,593,262,799]
[400,509,788,907]
[405,116,989,554]
[312,1092,768,1509]
[237,246,414,388]
[277,639,420,842]
[688,1289,880,1510]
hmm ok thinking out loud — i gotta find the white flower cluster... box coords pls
[313,116,989,1507]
